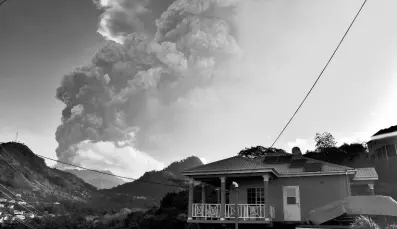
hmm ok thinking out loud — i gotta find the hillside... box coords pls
[64,169,125,189]
[99,156,203,207]
[0,142,97,204]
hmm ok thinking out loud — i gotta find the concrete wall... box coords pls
[228,175,350,222]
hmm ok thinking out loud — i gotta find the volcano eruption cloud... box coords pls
[55,0,270,172]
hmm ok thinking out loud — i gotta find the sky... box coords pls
[1,0,396,179]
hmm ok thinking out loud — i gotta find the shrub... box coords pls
[351,216,380,229]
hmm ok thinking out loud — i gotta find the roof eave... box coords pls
[277,169,356,177]
[183,169,355,178]
[182,168,278,177]
[353,177,379,181]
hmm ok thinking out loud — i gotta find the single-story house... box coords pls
[182,149,378,226]
[367,124,397,160]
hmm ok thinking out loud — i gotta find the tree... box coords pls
[238,145,287,159]
[314,132,337,152]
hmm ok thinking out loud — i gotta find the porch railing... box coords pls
[192,204,275,220]
[192,204,221,218]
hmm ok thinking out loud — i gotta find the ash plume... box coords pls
[55,0,244,170]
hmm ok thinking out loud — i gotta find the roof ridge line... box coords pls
[184,155,240,172]
[302,155,355,170]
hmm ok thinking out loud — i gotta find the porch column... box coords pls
[368,183,375,195]
[188,178,194,220]
[201,183,206,204]
[216,188,220,203]
[263,174,270,219]
[220,176,226,220]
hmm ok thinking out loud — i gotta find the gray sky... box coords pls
[1,0,396,178]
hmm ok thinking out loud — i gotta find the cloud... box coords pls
[55,0,249,172]
[94,0,151,43]
[93,0,176,43]
[68,141,165,178]
[337,132,371,146]
[199,157,207,164]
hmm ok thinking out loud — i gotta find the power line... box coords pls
[15,218,36,229]
[247,0,368,174]
[269,0,367,150]
[37,155,186,188]
[0,189,39,229]
[0,0,7,7]
[0,183,42,215]
[0,142,185,195]
[0,145,40,190]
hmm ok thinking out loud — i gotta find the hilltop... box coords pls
[0,141,204,212]
[64,169,125,189]
[0,142,97,204]
[97,156,203,208]
[108,156,203,196]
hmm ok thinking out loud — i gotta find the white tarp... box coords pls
[308,195,397,225]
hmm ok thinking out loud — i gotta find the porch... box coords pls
[191,203,276,222]
[187,174,276,224]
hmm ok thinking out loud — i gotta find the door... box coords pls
[283,186,301,221]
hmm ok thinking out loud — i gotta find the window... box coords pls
[286,187,297,205]
[247,188,265,204]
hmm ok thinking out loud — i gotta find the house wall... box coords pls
[228,174,350,222]
[368,136,397,159]
[351,183,373,196]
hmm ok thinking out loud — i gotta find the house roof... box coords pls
[183,154,356,177]
[372,125,397,137]
[353,167,378,181]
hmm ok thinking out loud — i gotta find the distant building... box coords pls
[15,215,25,220]
[17,201,26,205]
[8,200,15,204]
[368,125,397,160]
[0,204,4,208]
[14,210,24,215]
[0,198,7,203]
[15,194,21,198]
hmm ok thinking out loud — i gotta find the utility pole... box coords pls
[232,182,239,229]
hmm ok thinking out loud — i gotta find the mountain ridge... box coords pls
[0,142,97,204]
[63,168,125,189]
[100,156,203,205]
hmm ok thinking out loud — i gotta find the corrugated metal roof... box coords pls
[183,154,355,177]
[183,156,267,173]
[353,167,378,180]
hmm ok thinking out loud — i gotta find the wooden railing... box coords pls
[192,204,275,220]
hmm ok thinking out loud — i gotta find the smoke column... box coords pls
[55,0,254,175]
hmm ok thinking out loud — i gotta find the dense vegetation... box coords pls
[8,189,205,229]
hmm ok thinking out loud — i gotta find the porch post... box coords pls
[220,176,226,220]
[201,183,206,204]
[216,188,220,203]
[368,183,375,195]
[263,174,270,219]
[188,178,194,220]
